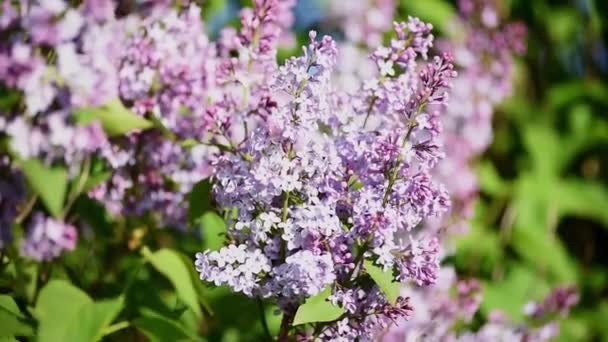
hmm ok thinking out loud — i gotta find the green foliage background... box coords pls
[399,0,608,340]
[286,0,608,337]
[1,0,607,341]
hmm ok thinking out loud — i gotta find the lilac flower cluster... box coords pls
[326,0,396,48]
[89,4,217,228]
[0,0,294,257]
[0,0,123,259]
[315,289,413,340]
[20,213,77,262]
[195,19,457,340]
[383,268,482,341]
[0,158,25,248]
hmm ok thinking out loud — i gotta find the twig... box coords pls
[277,309,295,342]
[62,157,91,220]
[15,195,38,225]
[102,321,130,337]
[257,298,273,341]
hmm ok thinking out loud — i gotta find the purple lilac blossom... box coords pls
[196,18,456,340]
[0,158,26,248]
[0,0,295,254]
[20,212,77,261]
[326,0,396,47]
[0,0,127,259]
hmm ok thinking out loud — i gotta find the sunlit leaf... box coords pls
[200,212,226,251]
[400,0,456,32]
[293,286,344,325]
[364,260,400,304]
[143,248,203,318]
[133,309,203,342]
[556,180,608,226]
[34,280,123,342]
[188,179,212,225]
[20,159,67,218]
[0,296,34,338]
[73,99,152,137]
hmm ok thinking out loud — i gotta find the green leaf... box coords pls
[454,219,503,272]
[0,337,19,342]
[73,99,152,137]
[83,159,112,193]
[203,0,227,22]
[399,0,456,32]
[133,309,203,342]
[0,296,34,337]
[0,90,20,111]
[14,260,38,303]
[477,161,509,197]
[545,7,580,44]
[34,280,92,341]
[200,212,226,251]
[187,179,213,225]
[20,159,67,218]
[0,296,25,319]
[547,80,608,110]
[177,254,213,315]
[34,280,123,342]
[364,260,400,304]
[556,180,608,227]
[347,175,364,191]
[481,266,551,322]
[511,221,577,283]
[293,286,344,325]
[143,248,203,318]
[63,297,124,341]
[521,125,560,177]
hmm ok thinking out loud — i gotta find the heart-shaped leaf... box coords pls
[293,286,344,325]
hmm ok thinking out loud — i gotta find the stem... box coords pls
[281,192,290,222]
[257,298,273,341]
[278,309,295,342]
[362,96,377,129]
[382,121,416,206]
[62,157,92,220]
[15,195,38,225]
[0,249,6,275]
[351,118,419,281]
[102,321,130,337]
[279,191,290,261]
[346,240,369,283]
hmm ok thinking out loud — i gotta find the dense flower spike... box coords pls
[195,18,457,339]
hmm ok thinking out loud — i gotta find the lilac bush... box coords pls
[0,0,581,341]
